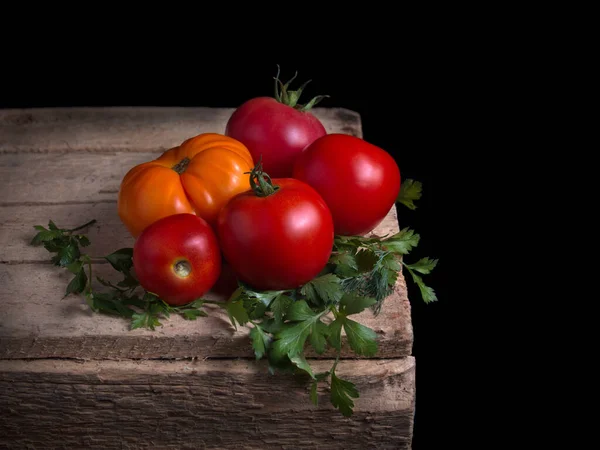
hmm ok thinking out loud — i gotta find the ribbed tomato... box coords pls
[118,133,254,238]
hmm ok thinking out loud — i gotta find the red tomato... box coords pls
[225,70,327,178]
[293,134,401,236]
[133,213,221,306]
[216,162,334,291]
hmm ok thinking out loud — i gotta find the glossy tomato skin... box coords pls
[118,133,253,238]
[133,213,221,306]
[225,97,326,178]
[293,134,401,236]
[216,178,334,291]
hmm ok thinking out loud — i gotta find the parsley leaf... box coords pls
[329,252,359,277]
[403,263,438,304]
[300,273,343,306]
[289,353,315,379]
[339,293,377,315]
[343,319,378,357]
[226,299,250,329]
[270,294,293,326]
[330,371,359,417]
[309,320,329,354]
[396,178,422,210]
[404,257,439,274]
[131,293,170,330]
[382,228,420,255]
[65,265,88,296]
[249,324,271,360]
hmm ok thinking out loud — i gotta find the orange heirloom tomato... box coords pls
[118,133,254,238]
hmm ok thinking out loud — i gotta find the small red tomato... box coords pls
[217,161,334,291]
[133,213,221,306]
[225,68,327,178]
[293,133,401,236]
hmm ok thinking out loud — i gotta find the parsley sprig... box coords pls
[30,178,437,417]
[30,222,211,329]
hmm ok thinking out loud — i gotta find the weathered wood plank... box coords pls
[1,198,412,360]
[0,202,400,263]
[0,106,362,153]
[0,357,415,449]
[0,259,412,360]
[0,107,362,206]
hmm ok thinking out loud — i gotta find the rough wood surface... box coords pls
[0,106,415,448]
[0,106,363,153]
[0,106,413,360]
[0,357,415,449]
[0,208,412,360]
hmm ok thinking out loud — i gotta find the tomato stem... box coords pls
[172,157,191,174]
[246,157,279,197]
[273,64,330,112]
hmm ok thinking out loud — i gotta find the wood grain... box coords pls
[0,106,415,447]
[0,246,412,360]
[0,357,415,449]
[0,106,362,153]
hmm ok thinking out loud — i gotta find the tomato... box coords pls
[133,213,221,306]
[224,69,327,178]
[118,133,254,238]
[216,162,334,291]
[293,133,401,236]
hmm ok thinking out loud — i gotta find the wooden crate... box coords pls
[0,107,415,449]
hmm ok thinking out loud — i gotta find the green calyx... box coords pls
[246,157,280,197]
[273,64,330,112]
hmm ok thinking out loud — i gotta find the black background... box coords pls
[1,60,463,448]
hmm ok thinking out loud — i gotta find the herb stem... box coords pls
[329,305,339,319]
[67,219,97,234]
[331,354,340,374]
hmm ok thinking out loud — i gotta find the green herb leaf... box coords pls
[286,300,317,321]
[329,252,359,277]
[309,320,329,354]
[404,265,438,304]
[91,292,135,318]
[397,179,423,210]
[75,235,91,247]
[130,293,170,330]
[246,288,289,307]
[330,371,359,417]
[180,309,208,320]
[404,257,439,274]
[104,248,134,273]
[289,353,315,379]
[274,320,313,357]
[51,239,80,267]
[382,228,420,255]
[65,267,87,296]
[225,291,250,330]
[300,274,343,306]
[327,318,344,351]
[30,228,61,245]
[270,294,293,326]
[355,249,379,272]
[339,293,378,316]
[249,324,271,360]
[343,319,378,357]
